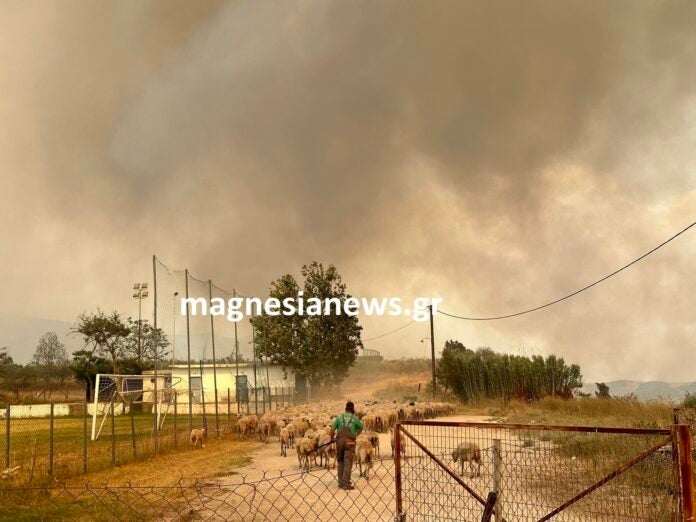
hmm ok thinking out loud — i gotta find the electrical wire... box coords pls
[438,219,696,321]
[362,320,416,342]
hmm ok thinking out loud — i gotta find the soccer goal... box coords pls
[91,374,180,440]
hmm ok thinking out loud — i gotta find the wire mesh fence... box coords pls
[1,460,398,521]
[395,421,683,521]
[1,388,296,485]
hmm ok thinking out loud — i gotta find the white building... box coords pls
[143,362,296,405]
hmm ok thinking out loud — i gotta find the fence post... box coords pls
[82,400,88,474]
[215,388,220,438]
[130,405,137,459]
[676,424,695,521]
[174,393,178,450]
[110,394,116,466]
[394,423,404,521]
[227,388,231,431]
[4,403,9,470]
[493,439,503,521]
[48,403,54,475]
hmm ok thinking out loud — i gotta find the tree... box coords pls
[124,319,169,372]
[32,331,68,367]
[32,331,70,396]
[595,382,611,399]
[0,346,13,374]
[73,310,130,374]
[254,262,363,387]
[70,349,112,401]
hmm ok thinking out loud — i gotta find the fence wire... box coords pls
[396,422,677,521]
[1,461,398,521]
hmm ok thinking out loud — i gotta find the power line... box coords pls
[362,320,416,342]
[438,219,696,321]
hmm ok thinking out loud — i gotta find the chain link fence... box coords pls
[1,387,295,485]
[1,460,398,521]
[394,421,688,521]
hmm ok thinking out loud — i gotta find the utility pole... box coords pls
[151,257,158,453]
[172,291,178,367]
[429,305,436,398]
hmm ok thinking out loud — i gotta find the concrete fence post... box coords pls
[227,388,231,431]
[493,438,503,521]
[110,394,116,466]
[48,403,54,475]
[676,424,695,521]
[4,403,10,470]
[82,400,88,474]
[173,393,178,449]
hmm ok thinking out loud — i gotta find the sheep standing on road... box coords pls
[390,428,406,458]
[355,437,375,479]
[452,442,482,477]
[280,427,290,457]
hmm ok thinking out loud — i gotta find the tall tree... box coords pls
[254,262,362,387]
[73,310,130,374]
[124,319,169,372]
[32,331,68,367]
[70,350,112,401]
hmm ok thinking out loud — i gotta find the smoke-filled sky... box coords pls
[1,1,695,382]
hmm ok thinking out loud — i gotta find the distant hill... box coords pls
[581,380,696,402]
[0,316,83,364]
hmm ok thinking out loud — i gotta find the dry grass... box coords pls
[464,396,674,428]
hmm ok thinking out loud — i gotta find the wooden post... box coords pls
[676,424,695,521]
[493,439,503,521]
[429,305,436,398]
[48,403,54,475]
[227,388,231,431]
[394,423,404,521]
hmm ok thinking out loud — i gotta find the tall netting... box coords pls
[153,256,269,429]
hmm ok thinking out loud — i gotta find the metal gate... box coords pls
[394,421,695,521]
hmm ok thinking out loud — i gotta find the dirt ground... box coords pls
[198,413,674,522]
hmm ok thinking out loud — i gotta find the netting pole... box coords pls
[251,317,258,416]
[185,269,193,432]
[4,403,9,470]
[82,400,88,474]
[207,280,220,438]
[429,305,436,398]
[493,438,503,521]
[233,289,241,416]
[152,254,159,455]
[48,403,54,476]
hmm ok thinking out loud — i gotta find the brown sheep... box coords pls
[190,428,206,449]
[390,428,406,458]
[296,436,317,471]
[452,442,482,477]
[258,419,272,443]
[280,427,290,457]
[355,437,375,479]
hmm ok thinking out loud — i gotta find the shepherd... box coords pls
[330,401,363,491]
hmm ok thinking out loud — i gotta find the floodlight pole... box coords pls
[152,256,159,452]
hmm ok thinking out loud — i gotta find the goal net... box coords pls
[91,373,180,440]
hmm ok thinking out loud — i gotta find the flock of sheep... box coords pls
[230,400,456,479]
